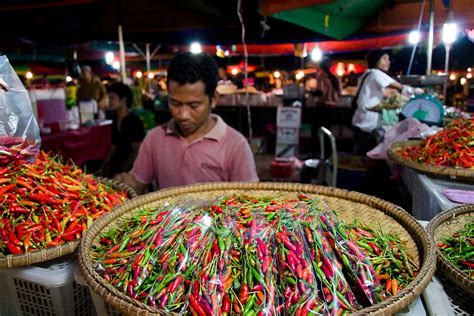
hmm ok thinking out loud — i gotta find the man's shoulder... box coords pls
[221,123,247,145]
[144,124,167,140]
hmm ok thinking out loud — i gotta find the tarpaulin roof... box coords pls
[260,0,386,40]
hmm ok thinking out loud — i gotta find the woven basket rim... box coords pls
[426,204,474,294]
[0,176,137,269]
[79,181,436,316]
[388,140,474,180]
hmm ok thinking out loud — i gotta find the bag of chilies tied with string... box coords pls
[301,195,386,306]
[0,55,40,166]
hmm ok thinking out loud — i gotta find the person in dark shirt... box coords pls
[103,82,145,178]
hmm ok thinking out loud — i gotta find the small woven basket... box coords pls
[426,204,474,295]
[388,140,474,180]
[79,182,436,315]
[0,177,136,269]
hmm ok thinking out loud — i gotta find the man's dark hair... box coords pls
[167,52,218,100]
[108,82,132,108]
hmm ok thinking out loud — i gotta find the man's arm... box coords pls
[114,172,147,195]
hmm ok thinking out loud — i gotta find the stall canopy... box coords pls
[260,0,386,40]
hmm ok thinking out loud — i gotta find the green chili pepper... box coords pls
[243,294,255,314]
[118,236,130,253]
[251,267,265,285]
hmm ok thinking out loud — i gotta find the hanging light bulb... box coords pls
[408,30,421,44]
[295,71,305,81]
[148,72,155,79]
[26,71,33,79]
[135,71,143,78]
[467,73,472,79]
[273,71,281,79]
[311,47,323,62]
[460,77,466,85]
[105,52,115,65]
[65,76,73,82]
[449,73,456,81]
[443,22,458,45]
[231,68,238,75]
[112,61,120,70]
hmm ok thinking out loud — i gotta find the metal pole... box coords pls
[118,25,127,82]
[426,0,434,75]
[146,43,151,74]
[443,44,450,104]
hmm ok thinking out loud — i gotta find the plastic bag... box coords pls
[0,55,40,165]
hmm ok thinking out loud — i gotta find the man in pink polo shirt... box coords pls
[115,52,258,193]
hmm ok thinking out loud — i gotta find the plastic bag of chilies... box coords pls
[0,55,40,166]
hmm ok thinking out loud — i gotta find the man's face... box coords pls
[168,80,215,137]
[108,92,123,111]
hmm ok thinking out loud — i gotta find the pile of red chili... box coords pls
[399,118,474,168]
[0,150,129,255]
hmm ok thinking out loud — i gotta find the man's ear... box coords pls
[211,91,218,109]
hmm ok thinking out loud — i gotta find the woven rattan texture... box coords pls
[79,182,435,316]
[427,204,474,295]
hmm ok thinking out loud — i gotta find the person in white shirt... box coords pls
[351,49,403,155]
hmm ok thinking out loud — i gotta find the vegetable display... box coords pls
[437,219,474,280]
[0,150,128,255]
[93,194,418,314]
[399,118,474,168]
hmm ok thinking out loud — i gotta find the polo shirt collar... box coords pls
[165,114,226,141]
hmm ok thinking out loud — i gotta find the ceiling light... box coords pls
[105,52,114,65]
[408,30,421,44]
[190,42,202,54]
[443,22,458,45]
[112,61,120,70]
[311,47,323,62]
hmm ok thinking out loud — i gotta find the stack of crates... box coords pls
[0,255,94,316]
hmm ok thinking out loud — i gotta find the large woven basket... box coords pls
[79,182,436,315]
[0,177,136,269]
[426,204,474,295]
[388,140,474,180]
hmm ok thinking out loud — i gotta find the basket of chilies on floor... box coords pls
[79,182,435,315]
[0,148,136,268]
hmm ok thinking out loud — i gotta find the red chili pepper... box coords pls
[6,241,22,254]
[167,275,183,293]
[189,294,206,316]
[367,241,381,255]
[210,205,224,215]
[462,261,474,268]
[222,294,230,313]
[239,283,249,303]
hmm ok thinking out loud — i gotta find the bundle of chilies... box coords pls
[437,219,474,279]
[0,150,129,255]
[399,117,474,168]
[93,194,418,315]
[0,136,38,166]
